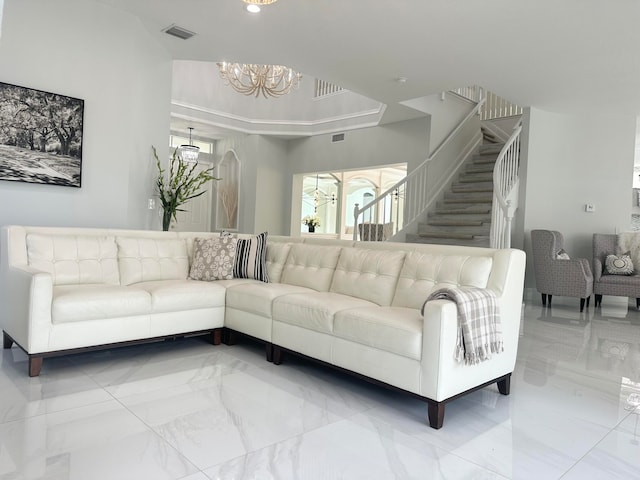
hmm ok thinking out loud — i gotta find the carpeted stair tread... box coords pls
[472,154,499,164]
[427,219,485,227]
[434,204,492,214]
[478,143,505,154]
[415,231,476,240]
[444,191,493,203]
[419,224,490,235]
[405,234,491,247]
[458,172,494,183]
[466,163,495,174]
[428,213,491,223]
[451,182,493,193]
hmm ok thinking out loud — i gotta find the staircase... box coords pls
[406,142,503,247]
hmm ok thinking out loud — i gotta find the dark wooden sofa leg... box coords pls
[211,328,222,345]
[273,345,283,365]
[497,374,511,395]
[265,343,274,362]
[3,331,13,349]
[29,356,43,377]
[222,328,237,346]
[427,401,445,429]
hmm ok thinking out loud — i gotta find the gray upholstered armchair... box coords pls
[592,233,640,309]
[531,230,593,311]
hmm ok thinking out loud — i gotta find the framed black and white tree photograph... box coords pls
[0,82,84,187]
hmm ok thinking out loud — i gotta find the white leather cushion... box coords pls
[272,291,375,334]
[52,284,151,323]
[226,282,312,317]
[392,251,493,309]
[334,307,423,360]
[130,279,226,313]
[280,244,342,291]
[117,237,188,286]
[26,234,119,286]
[266,242,292,283]
[330,248,405,306]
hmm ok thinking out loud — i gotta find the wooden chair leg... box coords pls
[580,298,586,312]
[586,296,591,308]
[547,294,552,306]
[427,401,445,429]
[595,294,602,307]
[541,293,547,306]
[636,298,640,310]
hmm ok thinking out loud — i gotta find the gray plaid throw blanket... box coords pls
[421,286,503,365]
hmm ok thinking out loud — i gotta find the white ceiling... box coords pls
[96,0,640,120]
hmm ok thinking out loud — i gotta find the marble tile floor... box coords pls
[1,289,640,479]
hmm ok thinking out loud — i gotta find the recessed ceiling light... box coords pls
[246,4,261,13]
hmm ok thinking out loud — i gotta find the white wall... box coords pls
[400,92,473,155]
[214,134,289,235]
[518,107,637,285]
[0,0,171,230]
[287,117,430,175]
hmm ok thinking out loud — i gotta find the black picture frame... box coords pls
[0,81,84,188]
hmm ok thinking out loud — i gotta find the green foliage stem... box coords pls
[153,146,219,230]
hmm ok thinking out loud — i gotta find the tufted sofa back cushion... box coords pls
[281,244,342,291]
[266,242,292,283]
[330,248,405,306]
[116,237,189,286]
[26,234,119,286]
[392,252,493,309]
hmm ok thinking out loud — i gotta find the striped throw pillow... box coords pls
[234,231,269,282]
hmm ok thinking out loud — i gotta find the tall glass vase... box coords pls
[162,209,173,231]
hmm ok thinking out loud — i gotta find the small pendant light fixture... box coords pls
[179,127,200,163]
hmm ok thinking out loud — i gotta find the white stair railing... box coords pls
[353,98,485,241]
[489,120,522,249]
[452,86,522,121]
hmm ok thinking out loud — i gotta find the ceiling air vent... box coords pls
[332,133,345,143]
[163,24,196,40]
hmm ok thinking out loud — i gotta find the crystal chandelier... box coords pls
[242,0,277,13]
[216,62,302,98]
[179,127,199,163]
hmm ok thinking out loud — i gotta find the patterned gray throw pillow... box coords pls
[189,236,237,281]
[605,253,634,275]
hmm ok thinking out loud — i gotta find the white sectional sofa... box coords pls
[0,225,525,429]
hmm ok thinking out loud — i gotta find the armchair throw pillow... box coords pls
[605,253,634,275]
[556,249,570,260]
